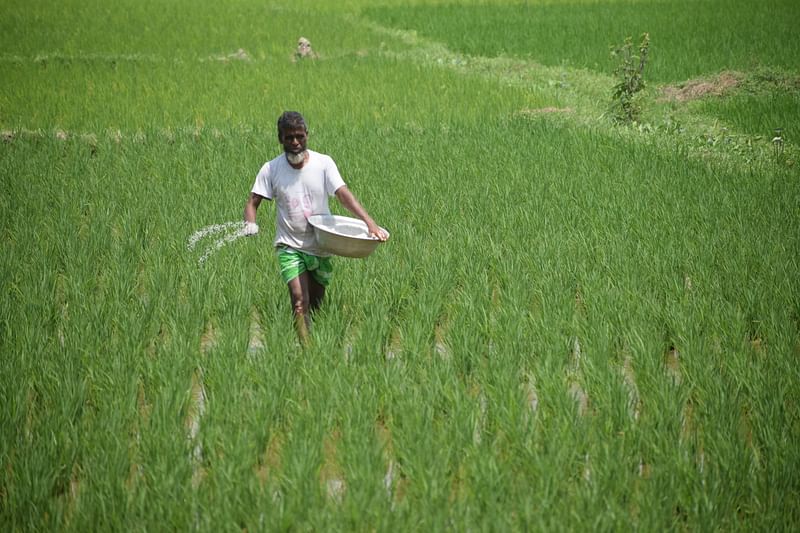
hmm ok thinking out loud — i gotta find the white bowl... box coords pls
[307,214,389,258]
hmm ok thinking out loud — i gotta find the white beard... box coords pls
[286,150,307,165]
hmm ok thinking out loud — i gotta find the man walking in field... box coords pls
[243,111,387,344]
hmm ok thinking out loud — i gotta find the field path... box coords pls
[356,15,611,124]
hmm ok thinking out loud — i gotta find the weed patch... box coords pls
[610,33,650,124]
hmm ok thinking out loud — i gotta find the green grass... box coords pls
[693,90,800,141]
[2,0,799,530]
[0,54,542,132]
[365,0,800,83]
[0,0,380,58]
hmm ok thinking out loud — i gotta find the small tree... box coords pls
[610,33,650,124]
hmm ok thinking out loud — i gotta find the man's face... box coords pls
[279,127,308,155]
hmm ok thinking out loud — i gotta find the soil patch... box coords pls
[660,71,744,102]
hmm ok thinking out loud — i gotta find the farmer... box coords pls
[243,111,387,344]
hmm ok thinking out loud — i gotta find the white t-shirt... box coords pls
[251,150,346,255]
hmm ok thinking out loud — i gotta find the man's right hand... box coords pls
[243,221,259,236]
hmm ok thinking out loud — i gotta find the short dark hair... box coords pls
[277,111,307,135]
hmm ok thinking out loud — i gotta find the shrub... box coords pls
[610,33,650,123]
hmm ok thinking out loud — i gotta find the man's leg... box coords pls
[308,275,326,314]
[307,255,331,314]
[287,272,312,344]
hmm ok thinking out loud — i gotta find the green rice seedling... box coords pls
[2,0,800,529]
[365,0,800,83]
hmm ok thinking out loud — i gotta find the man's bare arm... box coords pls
[243,193,264,235]
[334,186,387,241]
[244,193,263,223]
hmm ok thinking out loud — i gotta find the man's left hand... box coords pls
[367,222,388,241]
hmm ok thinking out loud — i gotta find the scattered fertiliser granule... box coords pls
[187,221,250,265]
